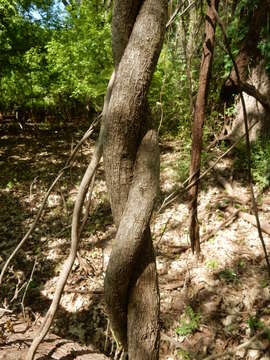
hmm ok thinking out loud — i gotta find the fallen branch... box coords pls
[0,308,13,313]
[0,118,98,286]
[201,209,240,244]
[227,207,270,237]
[161,332,195,355]
[203,323,270,360]
[213,169,270,237]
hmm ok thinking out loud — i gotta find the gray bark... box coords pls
[103,0,167,358]
[230,61,270,141]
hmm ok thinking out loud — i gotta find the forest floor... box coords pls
[1,121,270,360]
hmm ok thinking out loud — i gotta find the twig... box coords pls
[0,308,13,313]
[0,118,98,286]
[78,173,96,237]
[21,257,37,320]
[211,5,270,277]
[10,280,27,303]
[203,323,270,360]
[166,0,197,29]
[104,319,110,353]
[29,177,38,203]
[200,209,240,244]
[156,216,172,246]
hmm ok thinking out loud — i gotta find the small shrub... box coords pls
[206,259,219,270]
[176,306,201,336]
[247,316,264,335]
[219,268,238,283]
[177,349,191,360]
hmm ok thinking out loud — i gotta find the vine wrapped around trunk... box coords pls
[103,0,167,358]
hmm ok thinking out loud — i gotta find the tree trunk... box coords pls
[180,7,198,119]
[188,0,218,255]
[103,0,167,358]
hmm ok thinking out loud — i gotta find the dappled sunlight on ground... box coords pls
[1,126,270,359]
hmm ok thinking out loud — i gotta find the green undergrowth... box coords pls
[234,139,270,191]
[176,306,201,337]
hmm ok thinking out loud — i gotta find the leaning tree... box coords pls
[26,0,168,359]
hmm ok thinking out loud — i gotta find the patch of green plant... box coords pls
[234,139,270,191]
[208,237,216,244]
[258,25,270,73]
[238,259,246,269]
[247,316,264,334]
[176,148,191,185]
[206,259,219,270]
[177,349,191,360]
[261,278,269,288]
[176,306,201,337]
[218,268,238,283]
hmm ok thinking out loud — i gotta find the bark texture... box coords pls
[103,0,167,358]
[188,0,218,254]
[230,60,270,141]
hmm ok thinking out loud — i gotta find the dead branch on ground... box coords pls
[203,322,270,360]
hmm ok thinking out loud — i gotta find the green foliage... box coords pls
[149,48,191,134]
[0,0,112,115]
[258,36,270,73]
[176,306,201,336]
[247,316,264,334]
[177,349,191,360]
[261,278,269,288]
[46,1,113,111]
[218,268,238,283]
[234,140,270,191]
[176,141,191,184]
[206,259,219,270]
